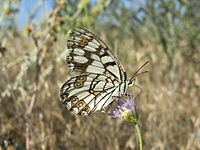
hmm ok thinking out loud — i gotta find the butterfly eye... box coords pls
[63,96,78,105]
[74,82,83,88]
[128,78,136,86]
[70,96,79,104]
[82,105,91,113]
[77,76,86,82]
[76,100,86,109]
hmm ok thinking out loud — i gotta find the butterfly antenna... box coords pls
[130,61,149,82]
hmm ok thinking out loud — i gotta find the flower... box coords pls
[109,95,143,150]
[109,95,139,124]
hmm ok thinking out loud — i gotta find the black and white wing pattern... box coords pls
[60,28,129,116]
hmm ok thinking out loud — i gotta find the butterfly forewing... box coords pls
[60,28,129,115]
[66,28,125,80]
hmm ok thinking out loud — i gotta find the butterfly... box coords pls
[60,28,148,116]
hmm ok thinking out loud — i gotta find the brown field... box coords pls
[0,29,199,150]
[0,1,200,149]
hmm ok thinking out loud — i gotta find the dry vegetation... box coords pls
[0,0,200,150]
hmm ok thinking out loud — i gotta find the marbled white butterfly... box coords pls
[60,28,147,116]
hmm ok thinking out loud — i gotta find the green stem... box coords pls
[135,124,143,150]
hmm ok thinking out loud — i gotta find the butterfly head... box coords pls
[128,78,136,86]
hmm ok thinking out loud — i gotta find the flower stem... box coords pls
[135,124,143,150]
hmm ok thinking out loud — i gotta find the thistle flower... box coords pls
[109,95,139,124]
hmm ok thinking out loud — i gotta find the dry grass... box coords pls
[0,28,200,150]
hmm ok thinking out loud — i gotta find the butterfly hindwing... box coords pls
[60,73,122,115]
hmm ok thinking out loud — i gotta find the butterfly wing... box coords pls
[67,28,126,81]
[60,28,128,115]
[60,73,123,115]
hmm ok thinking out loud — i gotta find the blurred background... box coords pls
[0,0,200,149]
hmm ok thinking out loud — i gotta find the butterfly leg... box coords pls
[132,84,143,99]
[101,96,120,113]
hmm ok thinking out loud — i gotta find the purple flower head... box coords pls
[109,95,139,124]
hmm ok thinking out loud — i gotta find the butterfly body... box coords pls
[60,28,134,116]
